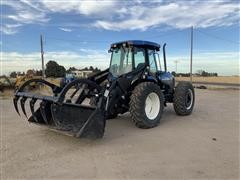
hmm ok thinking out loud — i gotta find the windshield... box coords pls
[109,46,133,76]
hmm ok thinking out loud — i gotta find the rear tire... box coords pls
[173,81,195,115]
[130,82,164,129]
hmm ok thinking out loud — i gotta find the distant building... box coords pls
[71,70,93,78]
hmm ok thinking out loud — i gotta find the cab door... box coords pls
[148,49,158,74]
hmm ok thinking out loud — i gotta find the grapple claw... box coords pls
[13,96,20,115]
[40,101,49,124]
[20,97,28,118]
[30,98,38,122]
[13,78,107,138]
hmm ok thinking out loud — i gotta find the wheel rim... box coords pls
[186,89,193,110]
[145,92,160,120]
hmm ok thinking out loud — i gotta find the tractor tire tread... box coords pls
[173,81,195,115]
[130,82,164,129]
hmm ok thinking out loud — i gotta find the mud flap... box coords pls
[51,103,106,138]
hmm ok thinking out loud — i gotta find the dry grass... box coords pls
[46,78,61,86]
[176,76,240,84]
[0,78,61,98]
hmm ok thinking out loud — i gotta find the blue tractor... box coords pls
[60,73,77,88]
[13,40,195,138]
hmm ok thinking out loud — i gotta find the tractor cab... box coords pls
[109,40,162,77]
[108,40,174,92]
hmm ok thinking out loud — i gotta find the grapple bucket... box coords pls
[13,78,106,138]
[51,103,105,138]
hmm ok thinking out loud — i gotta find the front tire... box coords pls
[173,81,195,115]
[130,82,164,129]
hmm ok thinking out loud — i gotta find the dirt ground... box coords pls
[0,89,239,179]
[176,76,240,84]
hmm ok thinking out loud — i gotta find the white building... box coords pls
[72,70,93,78]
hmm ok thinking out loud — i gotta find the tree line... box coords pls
[9,60,101,78]
[8,60,218,78]
[171,70,218,77]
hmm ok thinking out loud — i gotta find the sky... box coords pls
[1,0,240,76]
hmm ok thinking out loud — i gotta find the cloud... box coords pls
[166,51,239,75]
[1,50,109,75]
[7,12,49,24]
[1,24,22,35]
[94,1,240,31]
[1,50,239,76]
[1,0,49,34]
[59,28,73,32]
[1,0,240,34]
[40,0,117,16]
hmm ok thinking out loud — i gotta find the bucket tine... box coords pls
[13,96,20,115]
[20,97,28,118]
[51,103,62,127]
[30,98,38,122]
[40,101,49,124]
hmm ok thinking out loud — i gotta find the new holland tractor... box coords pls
[13,40,195,138]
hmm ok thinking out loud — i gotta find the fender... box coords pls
[146,74,158,83]
[130,73,158,92]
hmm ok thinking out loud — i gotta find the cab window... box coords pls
[110,47,133,76]
[134,47,145,69]
[148,50,157,73]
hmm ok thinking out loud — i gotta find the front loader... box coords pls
[13,40,195,138]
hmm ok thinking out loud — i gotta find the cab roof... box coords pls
[111,40,160,51]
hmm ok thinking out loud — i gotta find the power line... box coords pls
[197,29,240,45]
[142,29,186,39]
[174,60,180,73]
[190,26,193,82]
[206,25,240,32]
[45,30,186,45]
[45,36,112,44]
[40,35,45,78]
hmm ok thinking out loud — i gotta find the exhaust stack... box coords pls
[163,43,167,72]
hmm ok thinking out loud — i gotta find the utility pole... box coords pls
[40,34,45,78]
[174,60,179,73]
[190,26,193,82]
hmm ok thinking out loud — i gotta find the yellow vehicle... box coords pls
[15,75,42,90]
[0,76,14,92]
[14,69,43,90]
